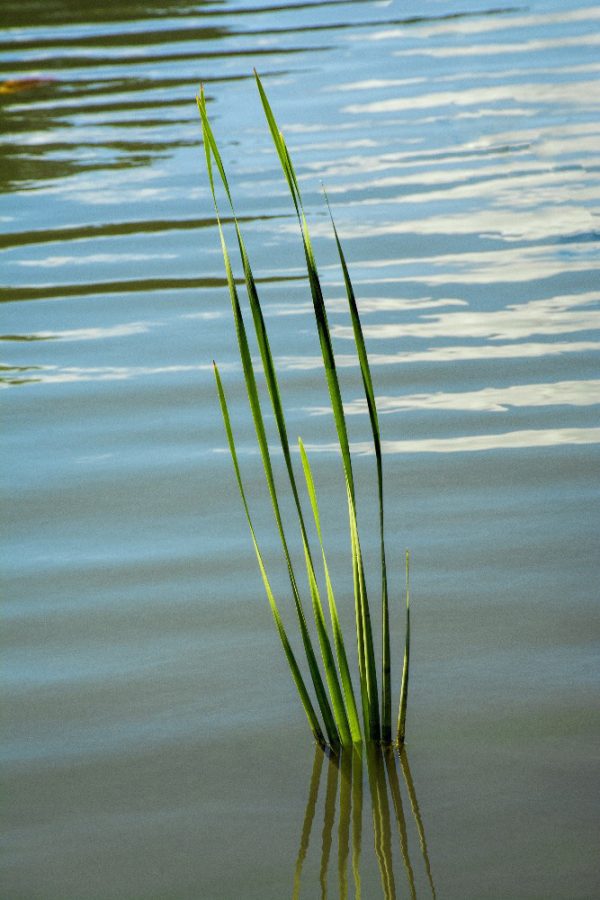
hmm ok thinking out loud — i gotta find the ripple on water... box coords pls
[2,2,600,898]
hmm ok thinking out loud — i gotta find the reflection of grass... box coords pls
[0,362,44,387]
[293,745,436,899]
[198,73,410,750]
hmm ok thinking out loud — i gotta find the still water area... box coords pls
[2,0,599,897]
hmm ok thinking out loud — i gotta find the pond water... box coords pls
[2,1,599,897]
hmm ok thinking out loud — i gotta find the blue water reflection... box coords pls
[2,1,599,898]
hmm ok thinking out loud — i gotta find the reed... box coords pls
[198,73,410,749]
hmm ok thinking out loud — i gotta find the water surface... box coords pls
[2,1,599,897]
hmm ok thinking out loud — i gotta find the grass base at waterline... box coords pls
[199,72,411,751]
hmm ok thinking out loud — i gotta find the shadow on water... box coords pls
[0,0,214,28]
[293,744,436,899]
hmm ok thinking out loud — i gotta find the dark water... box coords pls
[2,1,599,897]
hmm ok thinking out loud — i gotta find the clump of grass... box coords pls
[198,73,410,749]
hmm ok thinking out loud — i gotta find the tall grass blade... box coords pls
[348,482,381,741]
[199,88,304,526]
[324,192,392,743]
[200,108,340,747]
[199,88,352,747]
[254,72,301,217]
[213,363,325,746]
[254,70,381,740]
[299,439,362,744]
[351,517,370,741]
[254,72,354,496]
[396,551,411,746]
[305,542,352,746]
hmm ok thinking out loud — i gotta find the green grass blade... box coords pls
[351,517,370,741]
[201,122,339,748]
[199,91,350,748]
[199,89,296,492]
[304,542,352,745]
[255,72,381,740]
[348,481,381,741]
[253,71,301,217]
[199,90,351,745]
[397,551,411,745]
[197,87,234,208]
[254,72,355,497]
[299,438,362,744]
[302,213,356,497]
[324,192,392,743]
[214,363,325,746]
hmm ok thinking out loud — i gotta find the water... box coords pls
[2,1,599,897]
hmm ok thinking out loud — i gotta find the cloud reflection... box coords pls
[26,322,154,342]
[343,79,600,115]
[410,6,600,39]
[360,247,596,286]
[304,428,600,456]
[278,341,600,370]
[393,35,600,60]
[18,253,176,268]
[3,363,218,387]
[308,380,600,417]
[266,296,467,317]
[331,291,600,341]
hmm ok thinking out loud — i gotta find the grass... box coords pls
[198,73,410,750]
